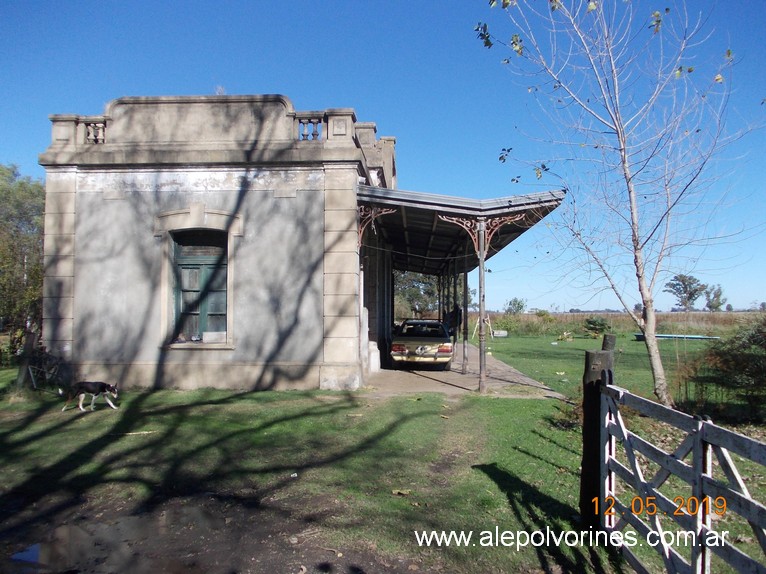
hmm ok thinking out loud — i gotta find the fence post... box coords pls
[600,368,616,531]
[579,339,614,528]
[602,333,617,351]
[691,415,712,574]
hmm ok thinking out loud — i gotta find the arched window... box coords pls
[171,229,227,342]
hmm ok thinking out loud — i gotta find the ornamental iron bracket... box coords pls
[358,205,397,248]
[438,213,527,257]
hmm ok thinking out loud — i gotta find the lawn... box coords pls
[0,372,618,572]
[1,333,762,573]
[484,333,709,404]
[483,334,766,572]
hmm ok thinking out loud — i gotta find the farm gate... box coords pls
[584,366,766,573]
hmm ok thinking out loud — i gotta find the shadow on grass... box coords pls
[472,463,627,574]
[0,388,438,572]
[674,397,765,425]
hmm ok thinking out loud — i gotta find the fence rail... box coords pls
[597,376,766,574]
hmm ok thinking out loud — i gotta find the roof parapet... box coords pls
[40,95,397,174]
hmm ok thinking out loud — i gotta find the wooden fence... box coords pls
[587,370,766,573]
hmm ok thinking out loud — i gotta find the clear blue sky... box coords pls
[2,1,764,312]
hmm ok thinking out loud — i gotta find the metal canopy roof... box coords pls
[357,185,566,276]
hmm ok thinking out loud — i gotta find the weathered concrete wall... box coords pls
[40,95,398,391]
[70,168,325,389]
[104,96,295,145]
[42,168,77,358]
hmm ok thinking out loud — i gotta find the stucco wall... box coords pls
[71,167,326,389]
[40,95,397,391]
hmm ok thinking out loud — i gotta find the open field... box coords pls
[482,310,757,339]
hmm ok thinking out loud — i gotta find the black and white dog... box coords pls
[60,382,119,412]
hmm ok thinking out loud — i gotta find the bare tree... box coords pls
[477,0,748,405]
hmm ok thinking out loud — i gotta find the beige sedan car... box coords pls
[390,319,454,370]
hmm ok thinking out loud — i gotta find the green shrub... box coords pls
[689,315,766,421]
[492,314,520,333]
[584,316,610,338]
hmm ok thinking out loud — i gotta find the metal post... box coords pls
[452,266,458,313]
[437,212,526,390]
[437,276,443,321]
[462,270,469,375]
[477,218,487,394]
[445,263,451,318]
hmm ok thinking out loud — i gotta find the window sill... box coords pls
[164,343,235,351]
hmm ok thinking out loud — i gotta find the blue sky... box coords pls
[2,1,764,312]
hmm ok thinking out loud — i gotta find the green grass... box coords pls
[481,335,766,572]
[1,333,763,574]
[484,333,708,403]
[0,367,17,391]
[0,377,621,572]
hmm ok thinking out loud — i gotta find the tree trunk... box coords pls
[16,329,38,388]
[617,121,675,408]
[641,304,675,407]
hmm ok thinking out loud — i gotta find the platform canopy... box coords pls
[357,185,566,276]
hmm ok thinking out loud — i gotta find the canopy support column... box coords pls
[439,213,528,391]
[462,269,469,375]
[477,218,488,393]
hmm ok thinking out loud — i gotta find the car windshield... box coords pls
[400,322,447,338]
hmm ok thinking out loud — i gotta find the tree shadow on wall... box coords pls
[15,98,384,570]
[60,98,353,393]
